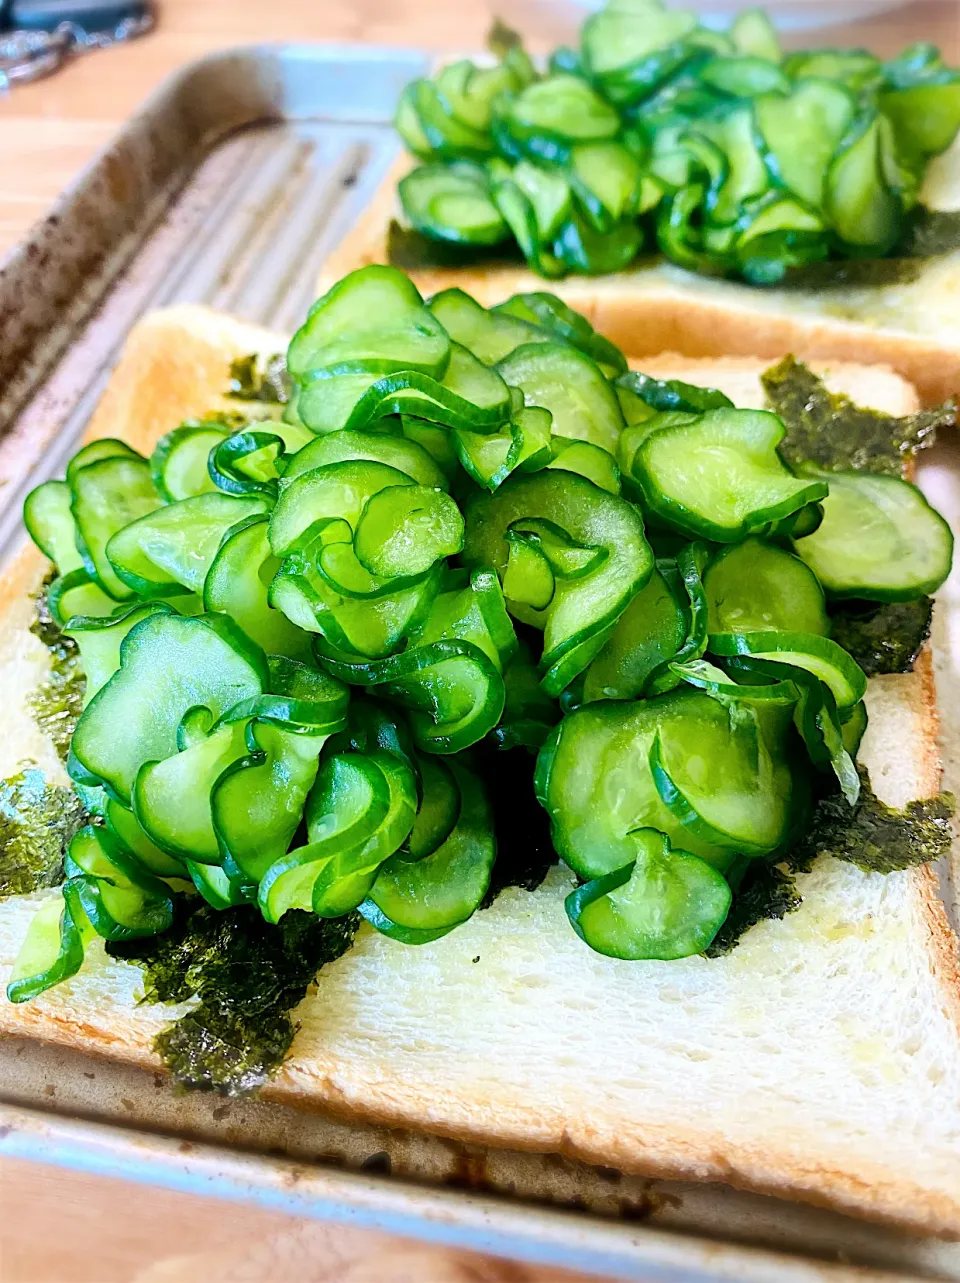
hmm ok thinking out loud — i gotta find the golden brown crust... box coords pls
[322,155,960,405]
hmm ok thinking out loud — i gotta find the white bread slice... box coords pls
[318,137,960,406]
[0,308,958,1237]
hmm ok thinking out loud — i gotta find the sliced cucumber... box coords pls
[704,536,829,635]
[792,470,953,601]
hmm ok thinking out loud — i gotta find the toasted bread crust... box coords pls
[1,309,958,1238]
[321,155,960,405]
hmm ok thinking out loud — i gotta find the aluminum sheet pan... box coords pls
[0,43,958,1283]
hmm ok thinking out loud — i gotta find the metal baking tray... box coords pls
[0,45,959,1283]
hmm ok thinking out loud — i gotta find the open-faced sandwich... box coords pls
[0,263,957,1234]
[324,0,960,402]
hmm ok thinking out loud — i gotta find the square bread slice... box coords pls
[317,139,960,406]
[0,307,957,1237]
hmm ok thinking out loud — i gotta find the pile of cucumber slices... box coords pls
[9,265,953,998]
[395,0,960,281]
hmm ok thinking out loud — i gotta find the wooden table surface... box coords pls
[1,1,959,1280]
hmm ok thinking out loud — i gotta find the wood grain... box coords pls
[0,1156,607,1283]
[0,2,957,1279]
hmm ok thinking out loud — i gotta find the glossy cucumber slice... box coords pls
[270,460,412,557]
[792,470,953,601]
[644,542,710,696]
[511,162,572,241]
[65,602,173,703]
[70,455,163,600]
[151,423,227,501]
[825,113,902,252]
[23,481,84,575]
[282,428,447,490]
[581,2,698,103]
[632,408,828,542]
[360,761,494,941]
[257,752,390,924]
[731,8,781,61]
[134,719,250,863]
[71,612,267,804]
[495,342,624,454]
[64,826,173,942]
[700,55,788,97]
[204,516,313,660]
[399,163,508,245]
[494,292,627,375]
[213,723,330,885]
[756,80,855,208]
[287,265,450,381]
[311,751,418,917]
[536,687,797,878]
[708,631,867,710]
[569,141,643,231]
[107,492,270,597]
[105,798,186,878]
[581,567,687,701]
[566,828,731,961]
[546,440,620,494]
[504,74,620,150]
[463,470,653,695]
[353,485,464,579]
[6,890,87,1003]
[428,288,549,366]
[406,754,462,860]
[704,537,829,635]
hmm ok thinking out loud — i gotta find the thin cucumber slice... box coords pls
[66,439,141,483]
[731,8,781,62]
[257,752,392,923]
[706,106,770,226]
[71,612,267,804]
[756,79,855,208]
[408,567,517,671]
[214,724,329,886]
[537,687,797,878]
[353,485,464,579]
[708,630,867,710]
[506,74,620,146]
[105,798,186,878]
[792,470,953,601]
[23,481,84,575]
[644,541,710,696]
[880,79,960,158]
[552,212,643,275]
[151,423,227,501]
[569,141,643,232]
[495,342,624,455]
[222,655,348,733]
[825,113,902,252]
[270,460,412,558]
[64,826,173,941]
[399,163,508,245]
[428,288,550,367]
[414,79,494,159]
[6,890,87,1003]
[49,568,124,626]
[185,860,247,910]
[463,470,653,695]
[582,567,686,702]
[312,751,418,917]
[493,292,627,376]
[783,48,881,90]
[287,265,450,381]
[360,761,494,940]
[406,754,461,860]
[566,828,731,961]
[65,602,172,703]
[701,56,788,97]
[503,533,555,609]
[134,719,250,863]
[632,408,827,542]
[106,492,271,596]
[204,516,313,660]
[511,161,572,241]
[581,1,698,95]
[704,537,829,636]
[70,455,163,600]
[546,440,620,494]
[282,428,446,490]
